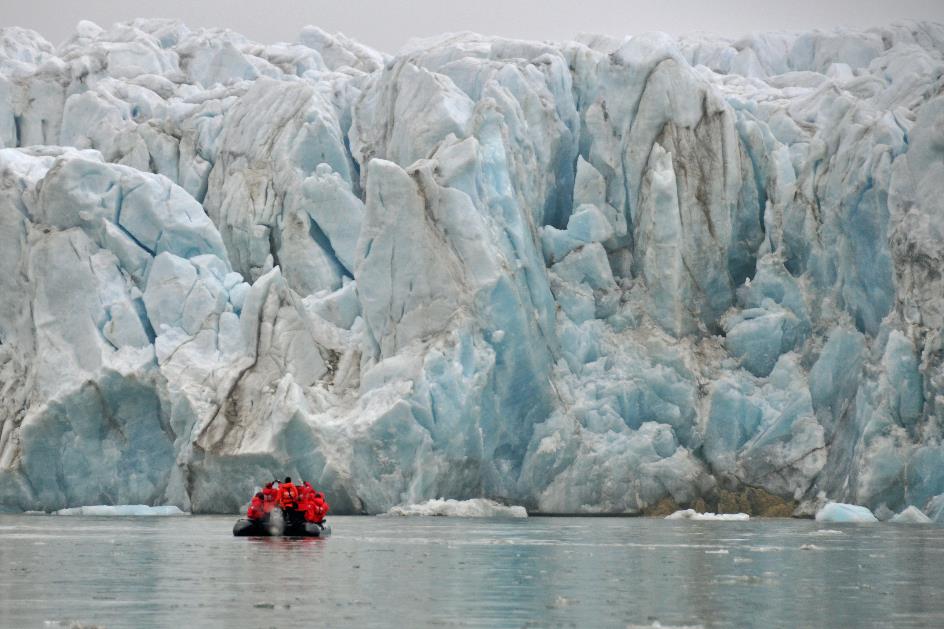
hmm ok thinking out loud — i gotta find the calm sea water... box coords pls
[0,514,941,628]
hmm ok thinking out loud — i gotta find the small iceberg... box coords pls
[385,498,527,518]
[665,509,749,521]
[814,502,877,523]
[889,506,932,524]
[54,505,189,516]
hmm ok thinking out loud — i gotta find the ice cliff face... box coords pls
[1,19,943,515]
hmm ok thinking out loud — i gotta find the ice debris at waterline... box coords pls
[665,509,750,521]
[385,499,528,518]
[815,503,878,523]
[1,19,944,516]
[54,505,189,516]
[889,506,933,524]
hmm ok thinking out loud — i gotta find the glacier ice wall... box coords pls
[1,19,943,515]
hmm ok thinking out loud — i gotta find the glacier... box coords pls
[0,19,943,517]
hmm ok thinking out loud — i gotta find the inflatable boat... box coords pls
[233,513,331,538]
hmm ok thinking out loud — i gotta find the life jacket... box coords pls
[304,501,318,522]
[309,494,329,523]
[262,486,278,513]
[247,494,265,521]
[297,485,312,512]
[278,482,299,509]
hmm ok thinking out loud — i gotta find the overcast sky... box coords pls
[5,0,944,52]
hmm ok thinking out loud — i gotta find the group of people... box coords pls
[246,476,329,527]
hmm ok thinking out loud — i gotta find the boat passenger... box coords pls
[297,482,312,514]
[246,492,266,521]
[278,476,299,510]
[309,491,330,525]
[262,482,278,513]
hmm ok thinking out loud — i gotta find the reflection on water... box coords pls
[0,515,941,628]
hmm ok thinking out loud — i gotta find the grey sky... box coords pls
[5,0,943,53]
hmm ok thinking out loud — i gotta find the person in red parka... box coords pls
[262,482,278,514]
[297,482,313,514]
[307,491,329,525]
[278,476,299,510]
[299,483,314,522]
[246,492,266,521]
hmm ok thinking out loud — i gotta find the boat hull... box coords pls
[233,516,331,538]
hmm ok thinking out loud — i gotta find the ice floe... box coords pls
[385,499,528,518]
[665,510,750,521]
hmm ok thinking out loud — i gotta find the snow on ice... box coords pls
[54,505,188,516]
[815,503,878,523]
[665,510,750,521]
[385,498,528,518]
[0,19,943,515]
[889,506,933,524]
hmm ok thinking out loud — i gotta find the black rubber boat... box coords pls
[233,512,331,538]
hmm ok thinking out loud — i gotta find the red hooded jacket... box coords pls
[307,492,329,523]
[246,493,265,521]
[278,481,299,509]
[262,483,278,513]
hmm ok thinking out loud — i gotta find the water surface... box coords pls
[0,515,941,628]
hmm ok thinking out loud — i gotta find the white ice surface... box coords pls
[385,499,528,518]
[665,509,750,521]
[889,506,932,524]
[814,503,878,523]
[54,505,189,516]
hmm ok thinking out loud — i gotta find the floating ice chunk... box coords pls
[665,509,750,521]
[385,498,527,518]
[814,502,878,523]
[889,506,932,524]
[54,505,188,516]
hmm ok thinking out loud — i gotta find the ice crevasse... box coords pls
[0,19,943,516]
